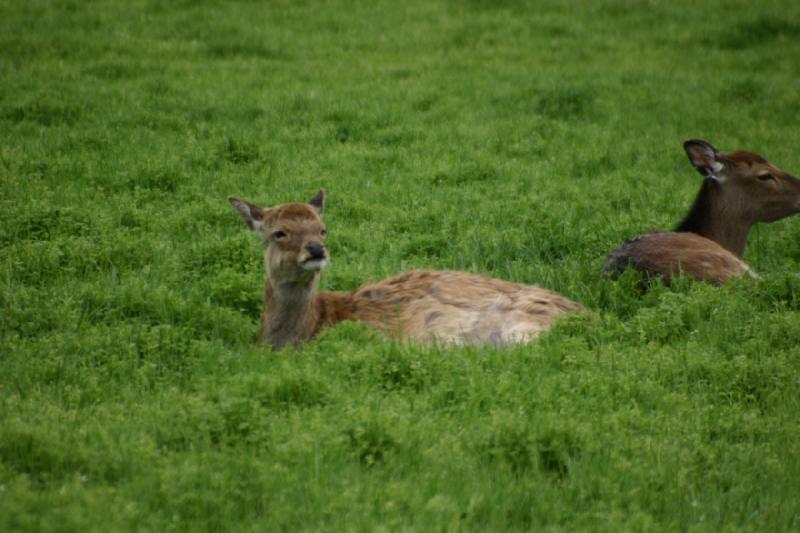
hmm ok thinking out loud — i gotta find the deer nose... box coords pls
[306,243,326,259]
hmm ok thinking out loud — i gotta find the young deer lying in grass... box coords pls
[229,191,583,350]
[602,140,800,285]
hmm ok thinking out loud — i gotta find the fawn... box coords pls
[229,191,583,350]
[602,140,800,285]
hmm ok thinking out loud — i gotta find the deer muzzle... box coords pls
[301,243,328,271]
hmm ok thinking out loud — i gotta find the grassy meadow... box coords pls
[3,0,800,530]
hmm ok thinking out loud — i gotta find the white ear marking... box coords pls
[707,161,727,183]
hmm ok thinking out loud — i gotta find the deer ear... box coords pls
[228,196,266,232]
[684,140,726,181]
[308,189,325,213]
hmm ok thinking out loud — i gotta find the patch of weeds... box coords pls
[131,325,198,374]
[3,213,50,243]
[660,359,715,394]
[3,207,95,243]
[313,320,380,349]
[207,268,261,316]
[335,124,353,143]
[388,67,412,79]
[117,209,145,230]
[720,79,764,104]
[721,360,785,411]
[185,106,218,124]
[526,226,576,263]
[203,373,330,446]
[759,274,800,311]
[16,159,50,180]
[460,0,530,10]
[234,106,266,122]
[218,137,260,165]
[103,284,181,324]
[490,128,547,159]
[431,160,498,186]
[0,427,88,483]
[594,269,651,320]
[144,78,177,100]
[484,421,533,474]
[152,398,226,452]
[328,197,378,227]
[287,94,314,114]
[536,430,581,479]
[703,412,770,446]
[371,343,432,392]
[150,454,267,531]
[325,110,374,144]
[207,42,284,60]
[183,235,257,276]
[215,373,330,417]
[270,375,330,410]
[431,383,468,412]
[4,237,118,286]
[345,420,396,466]
[1,288,62,338]
[537,86,594,121]
[400,233,449,258]
[376,127,416,147]
[133,167,184,192]
[388,209,439,234]
[713,16,800,50]
[82,61,143,80]
[215,396,270,448]
[630,289,716,344]
[691,447,734,494]
[484,421,581,479]
[76,283,250,346]
[412,94,438,112]
[63,324,202,385]
[1,97,82,126]
[571,153,617,179]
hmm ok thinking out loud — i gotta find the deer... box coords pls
[228,191,583,350]
[602,139,800,285]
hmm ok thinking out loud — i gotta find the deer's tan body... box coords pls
[602,140,800,285]
[230,192,582,350]
[348,269,581,346]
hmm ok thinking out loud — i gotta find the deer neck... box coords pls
[673,179,752,258]
[261,270,321,350]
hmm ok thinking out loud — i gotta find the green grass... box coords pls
[2,0,800,530]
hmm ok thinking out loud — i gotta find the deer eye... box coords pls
[757,173,776,181]
[320,228,327,237]
[271,230,288,239]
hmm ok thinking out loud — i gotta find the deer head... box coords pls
[229,190,328,284]
[684,140,800,224]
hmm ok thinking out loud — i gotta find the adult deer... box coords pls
[602,140,800,285]
[229,191,583,350]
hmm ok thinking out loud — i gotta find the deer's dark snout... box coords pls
[306,243,326,259]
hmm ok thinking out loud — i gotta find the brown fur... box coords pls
[602,140,800,285]
[602,232,755,285]
[230,192,583,350]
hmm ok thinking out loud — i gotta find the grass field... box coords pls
[2,0,800,530]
